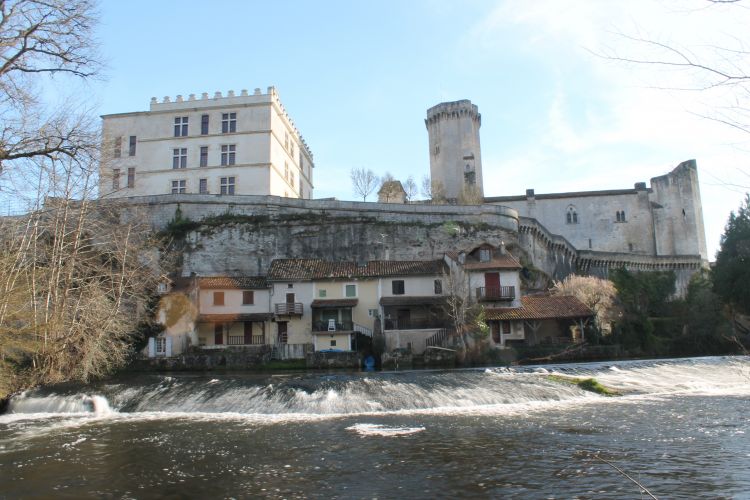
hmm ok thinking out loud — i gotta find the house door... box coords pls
[214,323,223,345]
[485,272,500,292]
[491,322,500,343]
[277,322,288,344]
[286,293,295,304]
[244,322,253,344]
[397,309,411,329]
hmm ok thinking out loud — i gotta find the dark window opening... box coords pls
[392,280,405,295]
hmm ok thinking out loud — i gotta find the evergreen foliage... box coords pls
[713,194,750,315]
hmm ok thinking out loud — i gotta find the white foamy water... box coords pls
[346,423,426,436]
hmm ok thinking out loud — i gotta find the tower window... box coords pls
[616,210,626,222]
[566,206,578,224]
[464,170,475,186]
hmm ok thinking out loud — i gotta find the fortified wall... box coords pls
[114,194,704,295]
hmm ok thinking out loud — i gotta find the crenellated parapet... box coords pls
[425,99,481,128]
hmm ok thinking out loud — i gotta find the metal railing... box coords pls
[476,286,515,301]
[227,335,266,345]
[353,323,373,337]
[313,320,353,332]
[426,328,452,347]
[275,302,303,315]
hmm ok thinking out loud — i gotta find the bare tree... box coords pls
[421,175,447,204]
[403,175,418,202]
[0,0,101,178]
[0,153,165,398]
[551,275,619,334]
[458,184,484,205]
[349,167,378,201]
[442,264,487,349]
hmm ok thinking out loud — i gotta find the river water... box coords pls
[1,356,749,499]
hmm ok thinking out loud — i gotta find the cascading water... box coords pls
[4,356,749,419]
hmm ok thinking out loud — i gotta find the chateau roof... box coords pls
[267,259,445,281]
[198,276,268,289]
[484,294,592,321]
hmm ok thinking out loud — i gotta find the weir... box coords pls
[5,356,749,418]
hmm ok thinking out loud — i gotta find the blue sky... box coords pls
[88,0,750,258]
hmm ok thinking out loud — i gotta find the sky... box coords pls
[83,0,750,258]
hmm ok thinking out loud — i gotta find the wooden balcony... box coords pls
[476,286,515,302]
[275,302,303,316]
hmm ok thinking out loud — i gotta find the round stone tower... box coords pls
[425,99,483,200]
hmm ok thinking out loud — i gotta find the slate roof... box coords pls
[267,259,445,281]
[310,299,359,308]
[198,276,268,289]
[484,294,593,321]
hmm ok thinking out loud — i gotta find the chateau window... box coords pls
[221,145,236,166]
[171,180,186,194]
[199,178,208,194]
[615,210,626,222]
[566,207,578,224]
[291,142,295,157]
[127,167,135,188]
[299,179,303,197]
[284,162,289,181]
[112,169,120,190]
[221,112,237,133]
[345,284,356,297]
[284,133,289,150]
[464,170,475,186]
[479,248,491,262]
[213,291,224,306]
[114,136,122,158]
[242,291,254,305]
[174,116,188,137]
[290,171,295,188]
[220,176,235,195]
[172,148,187,169]
[392,280,405,295]
[201,114,209,135]
[434,279,443,295]
[128,136,136,156]
[199,146,208,167]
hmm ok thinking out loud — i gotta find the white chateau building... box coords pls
[99,87,314,199]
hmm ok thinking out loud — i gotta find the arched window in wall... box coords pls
[566,206,578,224]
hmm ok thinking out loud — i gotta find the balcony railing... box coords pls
[227,335,265,345]
[384,319,450,331]
[476,286,515,301]
[275,302,303,316]
[313,320,354,332]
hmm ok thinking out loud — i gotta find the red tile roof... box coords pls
[462,254,522,271]
[198,276,268,289]
[484,294,592,321]
[267,259,445,281]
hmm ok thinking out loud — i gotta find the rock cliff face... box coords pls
[178,212,519,277]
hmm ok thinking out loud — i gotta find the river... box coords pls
[1,356,749,499]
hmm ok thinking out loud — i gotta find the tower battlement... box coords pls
[425,99,481,126]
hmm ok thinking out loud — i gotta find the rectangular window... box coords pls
[220,176,235,195]
[434,279,443,294]
[213,291,224,306]
[479,248,491,262]
[201,114,209,135]
[221,112,236,133]
[112,169,120,190]
[128,136,136,156]
[284,162,289,181]
[199,146,208,167]
[345,284,356,297]
[114,136,122,158]
[392,280,405,295]
[319,289,327,298]
[127,167,135,188]
[199,178,208,194]
[171,180,186,194]
[290,170,295,188]
[242,291,254,305]
[172,148,187,169]
[330,339,337,347]
[174,116,188,137]
[221,145,236,166]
